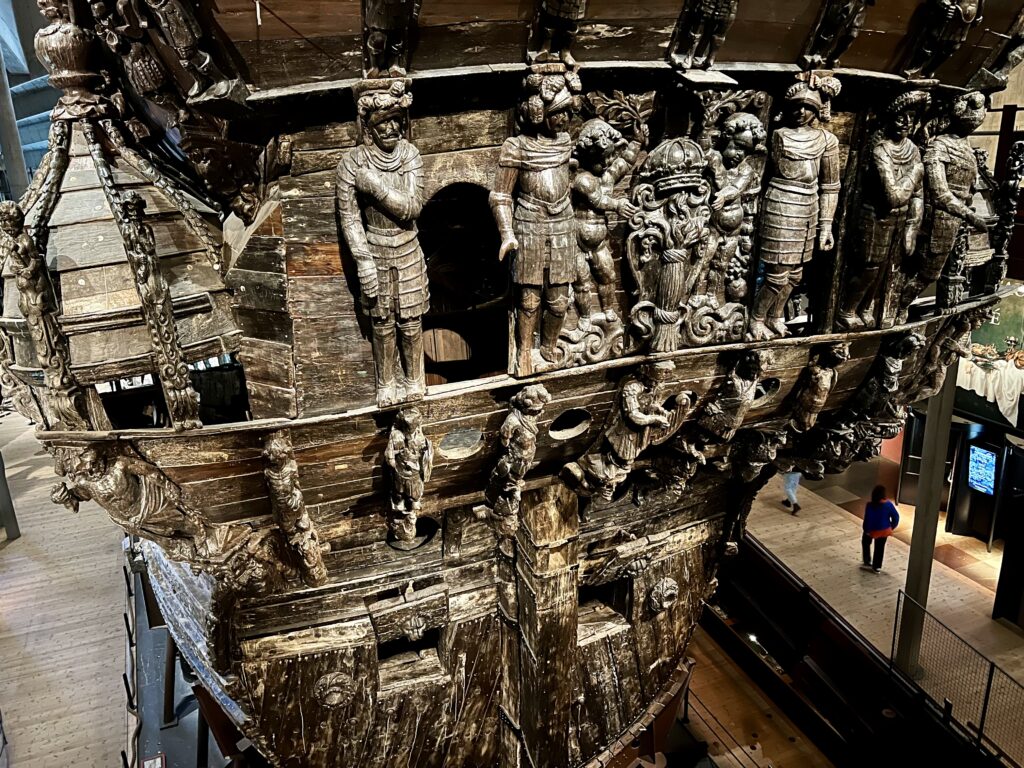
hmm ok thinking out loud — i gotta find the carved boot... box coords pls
[539,308,566,364]
[597,283,618,321]
[516,306,539,376]
[747,282,780,341]
[372,323,398,407]
[398,319,425,400]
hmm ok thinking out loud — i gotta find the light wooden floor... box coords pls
[748,475,1024,685]
[0,414,125,766]
[687,627,832,768]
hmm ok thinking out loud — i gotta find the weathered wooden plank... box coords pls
[286,243,344,277]
[49,217,210,271]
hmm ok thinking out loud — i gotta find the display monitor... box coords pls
[968,445,997,496]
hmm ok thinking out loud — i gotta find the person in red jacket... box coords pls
[862,484,900,573]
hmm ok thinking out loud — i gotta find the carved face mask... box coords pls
[369,114,403,153]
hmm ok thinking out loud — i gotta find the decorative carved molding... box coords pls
[337,79,428,408]
[263,431,329,587]
[668,0,740,70]
[0,201,90,431]
[986,140,1023,293]
[485,384,551,538]
[385,407,433,543]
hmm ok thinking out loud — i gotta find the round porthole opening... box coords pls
[437,428,484,460]
[549,408,593,441]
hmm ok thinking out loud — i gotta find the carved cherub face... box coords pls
[575,119,625,175]
[399,407,423,432]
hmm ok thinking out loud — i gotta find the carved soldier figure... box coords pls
[363,0,421,77]
[843,332,925,423]
[903,0,984,79]
[491,70,581,375]
[485,384,551,537]
[697,349,769,444]
[140,0,235,100]
[563,361,691,499]
[385,407,433,542]
[0,201,89,431]
[804,0,876,69]
[898,92,988,323]
[790,341,850,432]
[748,75,841,341]
[337,80,428,407]
[707,111,767,303]
[532,0,588,68]
[571,118,642,323]
[837,90,928,331]
[669,0,739,70]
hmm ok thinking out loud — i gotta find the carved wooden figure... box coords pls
[669,0,740,70]
[697,349,771,444]
[803,0,876,68]
[385,407,433,542]
[563,361,692,499]
[531,0,588,68]
[491,68,581,376]
[571,118,642,323]
[485,384,551,538]
[907,309,991,401]
[363,0,421,76]
[837,90,928,331]
[986,140,1024,292]
[898,92,988,322]
[336,80,428,407]
[903,0,984,79]
[748,74,841,341]
[0,201,90,431]
[790,341,850,432]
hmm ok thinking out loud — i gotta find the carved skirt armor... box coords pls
[512,193,577,286]
[759,180,818,265]
[542,0,588,21]
[365,227,429,320]
[859,205,911,268]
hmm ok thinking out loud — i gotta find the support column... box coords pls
[896,358,959,671]
[0,46,29,200]
[514,483,579,768]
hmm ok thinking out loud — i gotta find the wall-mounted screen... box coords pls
[968,446,997,496]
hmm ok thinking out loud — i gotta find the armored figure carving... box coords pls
[531,0,588,68]
[485,385,551,537]
[898,92,987,322]
[790,342,850,432]
[697,349,770,444]
[669,0,739,70]
[707,111,768,304]
[571,118,642,323]
[837,91,928,331]
[844,332,925,424]
[907,310,989,401]
[336,81,428,407]
[385,407,433,543]
[804,0,876,69]
[491,69,581,376]
[1,202,90,431]
[748,75,841,341]
[363,0,421,77]
[903,0,984,79]
[563,361,692,500]
[263,432,328,587]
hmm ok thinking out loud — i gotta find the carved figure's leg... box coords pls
[747,265,787,341]
[397,318,424,399]
[540,283,570,362]
[837,266,879,330]
[591,243,618,319]
[573,250,596,321]
[769,266,803,337]
[366,28,388,77]
[372,319,398,406]
[516,285,542,375]
[899,248,944,319]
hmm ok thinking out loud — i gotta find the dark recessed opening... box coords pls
[387,516,441,551]
[549,408,593,441]
[578,579,630,618]
[377,627,441,665]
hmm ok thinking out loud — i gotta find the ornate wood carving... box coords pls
[363,0,422,77]
[485,384,551,538]
[749,74,841,341]
[530,1,588,68]
[491,67,583,376]
[802,0,876,69]
[669,0,740,70]
[0,331,43,425]
[385,407,433,543]
[0,202,90,431]
[986,140,1024,292]
[903,0,984,79]
[838,90,929,331]
[900,92,988,321]
[336,79,428,408]
[263,431,328,587]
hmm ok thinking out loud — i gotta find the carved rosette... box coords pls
[647,577,680,613]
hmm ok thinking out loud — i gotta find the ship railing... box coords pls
[891,589,1024,768]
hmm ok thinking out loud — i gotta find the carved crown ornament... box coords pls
[7,3,1017,767]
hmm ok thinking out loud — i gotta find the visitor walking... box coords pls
[861,484,899,573]
[781,471,801,515]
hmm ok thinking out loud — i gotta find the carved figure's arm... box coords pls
[818,133,841,229]
[925,146,987,229]
[336,154,379,299]
[358,150,424,221]
[421,438,433,483]
[621,383,665,428]
[384,433,400,471]
[874,144,918,209]
[603,139,642,186]
[576,172,620,214]
[490,146,520,260]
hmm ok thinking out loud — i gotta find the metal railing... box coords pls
[891,590,1024,767]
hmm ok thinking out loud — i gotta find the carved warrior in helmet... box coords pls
[748,74,841,342]
[491,69,582,376]
[336,80,428,408]
[837,90,929,331]
[898,91,988,323]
